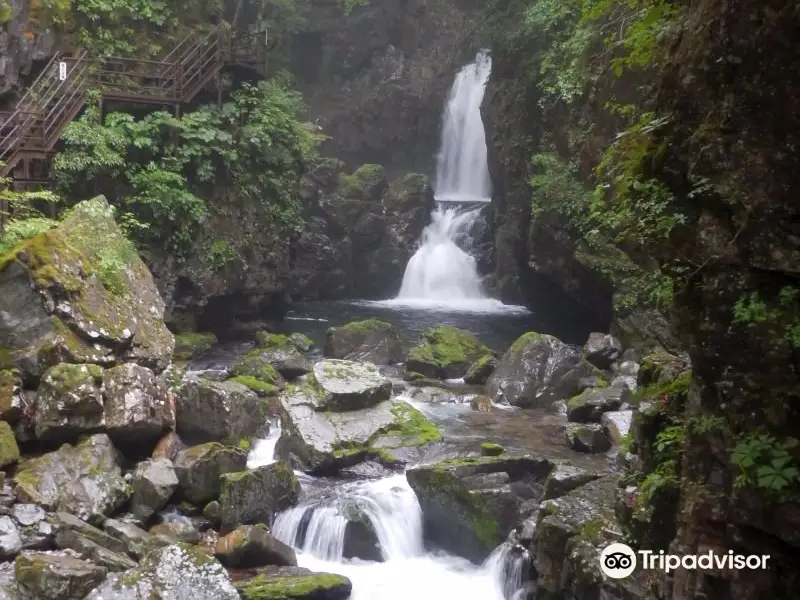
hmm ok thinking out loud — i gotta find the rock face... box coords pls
[406,454,555,563]
[15,550,107,599]
[406,326,494,380]
[324,319,403,365]
[290,163,435,301]
[0,197,174,383]
[173,443,248,505]
[34,363,105,442]
[275,376,441,474]
[214,524,297,568]
[13,434,129,523]
[87,543,239,600]
[218,463,300,531]
[486,332,593,408]
[235,566,352,600]
[0,0,57,97]
[312,360,393,411]
[176,376,267,445]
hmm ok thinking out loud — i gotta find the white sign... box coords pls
[58,61,67,81]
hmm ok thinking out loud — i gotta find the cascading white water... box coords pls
[396,205,486,301]
[434,50,492,203]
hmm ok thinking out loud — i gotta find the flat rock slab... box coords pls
[312,359,392,411]
[235,566,352,600]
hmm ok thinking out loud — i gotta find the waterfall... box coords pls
[393,50,494,306]
[434,50,492,203]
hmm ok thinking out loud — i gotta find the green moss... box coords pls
[288,333,314,352]
[0,421,21,467]
[229,375,280,397]
[230,352,283,385]
[43,362,104,392]
[567,388,592,411]
[238,438,251,451]
[254,332,294,350]
[173,332,218,360]
[384,402,442,446]
[509,331,545,354]
[633,370,692,412]
[578,518,606,542]
[480,442,505,457]
[407,326,492,375]
[0,369,16,411]
[0,349,13,370]
[338,318,392,334]
[236,573,352,600]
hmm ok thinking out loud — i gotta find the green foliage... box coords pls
[0,171,61,255]
[55,80,314,254]
[638,459,678,504]
[732,287,800,348]
[732,433,800,500]
[341,0,370,15]
[0,218,58,255]
[687,415,726,435]
[0,0,10,23]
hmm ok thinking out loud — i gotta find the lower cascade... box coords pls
[256,423,526,599]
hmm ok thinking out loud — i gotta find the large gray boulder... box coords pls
[131,459,179,522]
[406,454,555,564]
[324,319,403,365]
[176,377,267,445]
[275,377,441,474]
[218,463,300,531]
[173,443,248,505]
[312,359,392,411]
[103,363,174,445]
[487,332,597,408]
[13,434,129,523]
[15,551,107,599]
[34,363,105,442]
[0,197,174,384]
[86,543,239,600]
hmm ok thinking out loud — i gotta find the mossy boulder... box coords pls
[235,567,352,600]
[311,359,392,411]
[173,442,248,505]
[0,421,20,467]
[256,332,313,353]
[406,326,493,379]
[218,462,300,531]
[15,551,107,599]
[275,378,441,474]
[173,332,218,361]
[229,353,286,388]
[0,197,174,383]
[103,363,174,446]
[564,423,612,454]
[566,381,630,423]
[176,376,268,445]
[228,376,281,397]
[406,454,555,563]
[34,362,105,442]
[0,368,23,423]
[324,319,403,364]
[215,524,297,568]
[13,434,129,523]
[86,543,239,600]
[486,332,593,408]
[480,442,505,457]
[241,336,311,381]
[463,354,498,385]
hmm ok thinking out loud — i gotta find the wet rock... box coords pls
[149,520,201,544]
[406,326,493,380]
[102,518,166,559]
[0,517,21,560]
[566,381,630,423]
[15,551,107,599]
[342,504,381,562]
[406,454,555,563]
[234,566,352,600]
[469,394,493,412]
[13,434,129,523]
[152,431,187,462]
[407,385,456,404]
[173,332,218,361]
[564,424,612,454]
[176,377,267,445]
[324,319,403,365]
[229,353,286,389]
[275,380,441,474]
[312,360,392,411]
[601,410,633,444]
[103,363,174,445]
[49,512,129,556]
[463,355,498,385]
[215,524,297,568]
[582,332,622,369]
[0,561,20,599]
[486,332,588,408]
[0,197,174,384]
[86,543,239,600]
[173,443,248,505]
[34,363,105,442]
[218,462,300,531]
[0,422,20,468]
[131,458,179,522]
[534,476,643,599]
[245,334,312,379]
[54,528,137,572]
[541,464,601,500]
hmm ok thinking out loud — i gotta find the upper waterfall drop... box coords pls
[434,50,493,203]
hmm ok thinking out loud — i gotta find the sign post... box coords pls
[58,61,67,81]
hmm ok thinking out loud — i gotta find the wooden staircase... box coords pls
[0,24,268,182]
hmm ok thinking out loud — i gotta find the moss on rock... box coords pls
[480,442,505,457]
[235,571,352,600]
[230,353,284,387]
[406,326,493,379]
[173,332,218,361]
[0,421,20,467]
[229,376,280,397]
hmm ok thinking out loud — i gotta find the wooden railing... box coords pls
[0,23,267,179]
